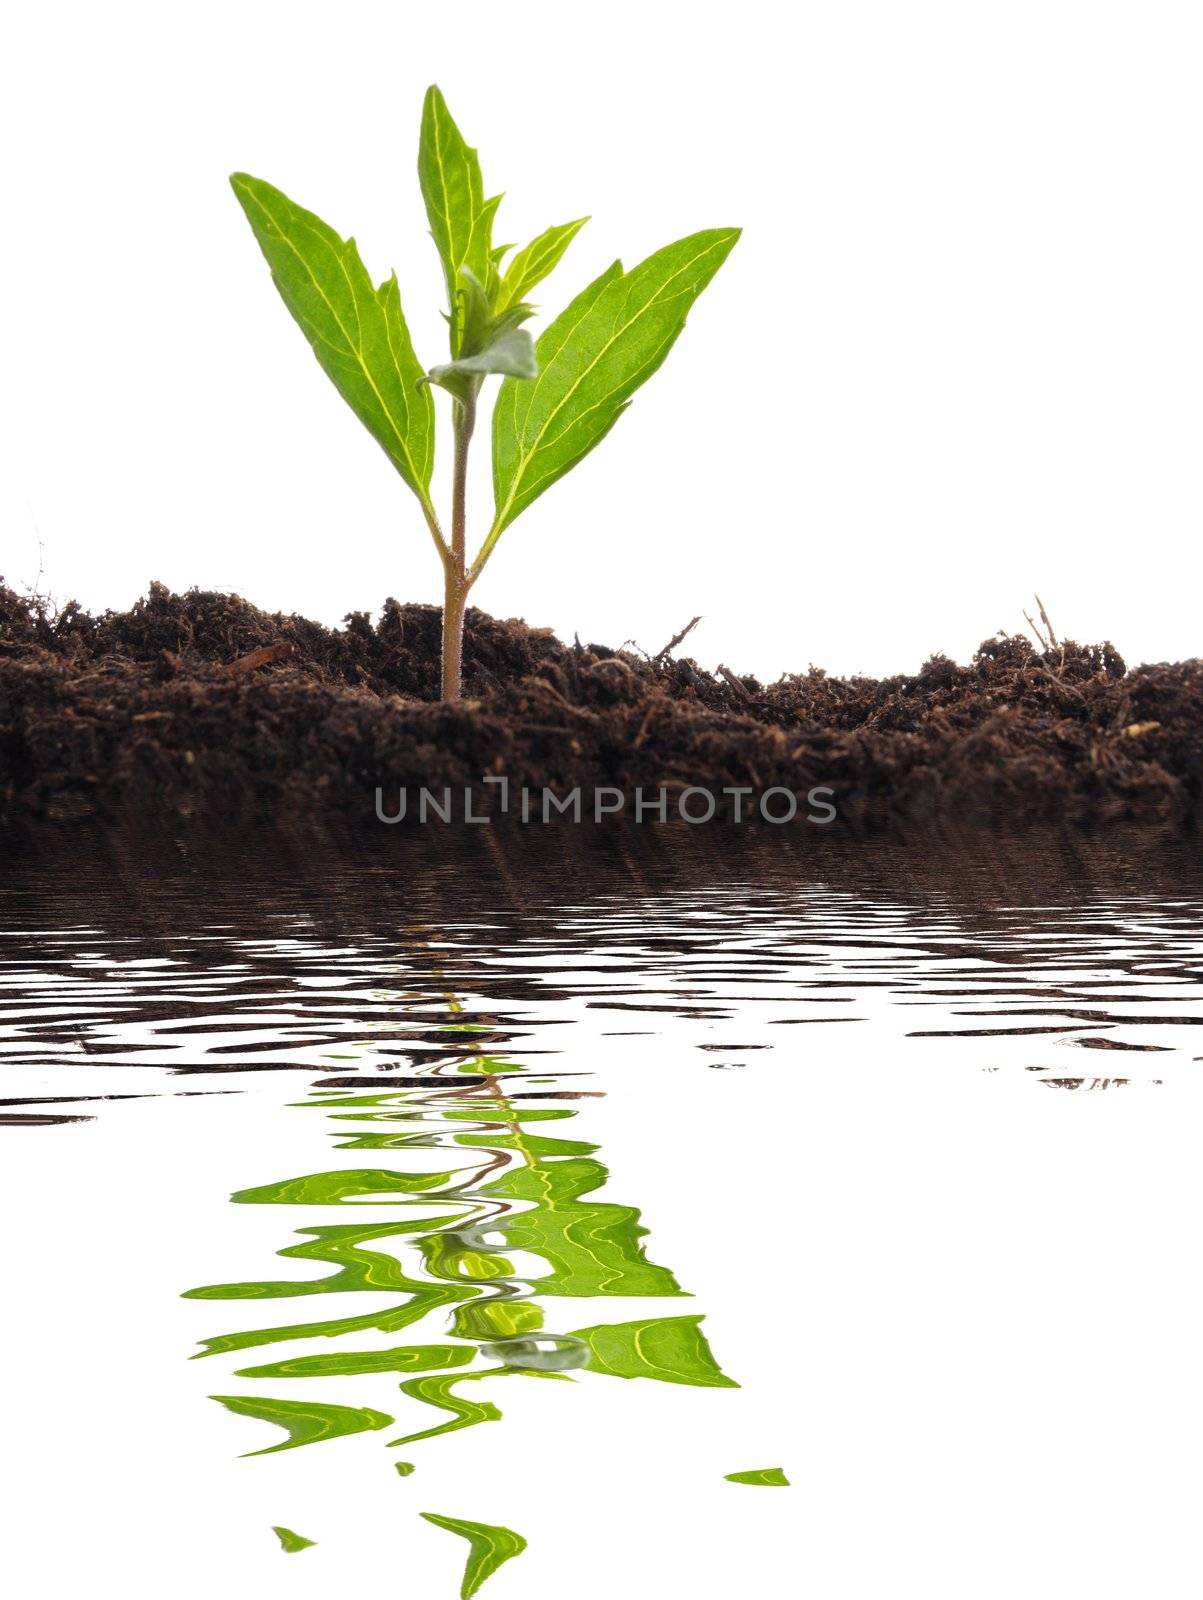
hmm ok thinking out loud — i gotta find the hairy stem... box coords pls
[441,392,478,702]
[441,566,467,704]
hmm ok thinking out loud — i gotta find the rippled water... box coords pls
[3,831,1203,1598]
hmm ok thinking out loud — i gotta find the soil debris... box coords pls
[1,579,1201,831]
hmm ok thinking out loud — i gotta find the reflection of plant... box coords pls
[231,87,738,700]
[186,1052,737,1594]
[187,1063,735,1458]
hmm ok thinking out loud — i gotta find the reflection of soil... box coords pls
[1073,1037,1171,1051]
[0,1111,93,1124]
[4,581,1202,829]
[1042,1077,1133,1090]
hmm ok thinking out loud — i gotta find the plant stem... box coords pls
[441,566,467,704]
[441,391,477,702]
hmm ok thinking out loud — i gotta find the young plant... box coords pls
[232,87,738,701]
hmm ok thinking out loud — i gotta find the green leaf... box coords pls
[487,227,740,553]
[235,1342,475,1379]
[272,1526,316,1553]
[461,271,531,353]
[725,1467,791,1486]
[419,87,496,343]
[209,1393,393,1455]
[394,1461,416,1477]
[568,1314,738,1387]
[425,325,537,400]
[495,218,590,313]
[420,1512,527,1600]
[424,268,538,401]
[229,174,435,505]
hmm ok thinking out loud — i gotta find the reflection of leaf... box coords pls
[455,1131,597,1157]
[193,1284,472,1359]
[230,1168,458,1204]
[272,1526,316,1553]
[184,1216,468,1300]
[330,1129,440,1150]
[486,1157,684,1298]
[210,1393,392,1455]
[725,1467,790,1486]
[389,1367,571,1448]
[420,1230,514,1283]
[482,1335,590,1372]
[452,1299,544,1340]
[420,1511,527,1599]
[441,1107,575,1125]
[569,1315,737,1387]
[236,1343,474,1379]
[389,1370,503,1447]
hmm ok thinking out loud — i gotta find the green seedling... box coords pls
[232,87,739,701]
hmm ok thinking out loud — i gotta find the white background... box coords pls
[2,0,1201,677]
[4,1047,1203,1598]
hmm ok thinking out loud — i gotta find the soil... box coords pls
[2,579,1201,832]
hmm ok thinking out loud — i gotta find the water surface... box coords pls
[3,831,1202,1598]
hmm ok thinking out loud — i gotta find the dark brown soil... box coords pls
[2,579,1201,831]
